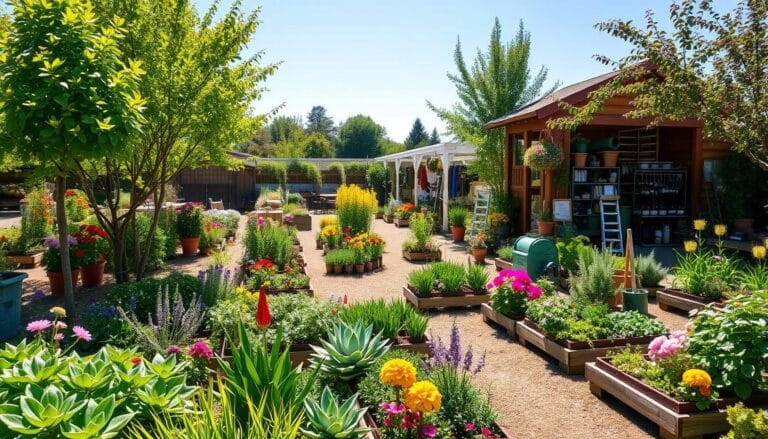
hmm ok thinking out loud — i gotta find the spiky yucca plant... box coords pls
[301,386,369,438]
[310,321,389,381]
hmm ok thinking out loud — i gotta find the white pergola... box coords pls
[375,142,476,231]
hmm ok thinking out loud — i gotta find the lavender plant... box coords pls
[119,285,205,353]
[198,264,238,307]
[425,321,485,375]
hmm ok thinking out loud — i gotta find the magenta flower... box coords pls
[492,275,505,287]
[72,325,92,342]
[383,417,392,427]
[257,217,266,227]
[466,423,475,431]
[379,402,405,415]
[421,424,437,437]
[166,345,182,355]
[54,333,64,342]
[26,319,52,333]
[481,427,492,436]
[527,285,543,300]
[188,341,213,359]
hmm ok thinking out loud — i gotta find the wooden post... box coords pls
[521,130,530,232]
[690,127,703,216]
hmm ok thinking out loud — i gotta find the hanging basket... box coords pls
[523,142,563,171]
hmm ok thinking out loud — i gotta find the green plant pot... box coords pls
[0,272,28,342]
[622,288,648,315]
[572,141,589,153]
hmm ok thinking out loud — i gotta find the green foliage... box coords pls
[428,18,555,195]
[305,106,335,140]
[176,205,203,239]
[496,246,514,260]
[739,263,768,293]
[64,189,90,224]
[0,340,194,438]
[126,214,168,273]
[324,248,355,266]
[269,115,305,144]
[635,251,668,287]
[16,188,52,253]
[286,160,322,192]
[243,223,292,269]
[431,261,466,294]
[328,162,346,185]
[404,118,430,149]
[256,162,288,191]
[301,133,334,158]
[725,403,768,439]
[157,207,178,259]
[673,249,740,299]
[338,299,427,340]
[365,163,388,196]
[310,321,390,381]
[687,292,768,400]
[342,162,370,175]
[719,152,768,221]
[301,386,369,439]
[269,294,336,345]
[405,212,436,252]
[448,206,468,227]
[107,272,201,323]
[336,115,384,158]
[466,263,490,293]
[570,246,616,304]
[429,364,498,436]
[408,266,436,296]
[555,235,591,274]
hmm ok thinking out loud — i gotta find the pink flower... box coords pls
[648,333,686,361]
[482,427,492,437]
[492,276,505,287]
[498,269,515,278]
[166,345,182,355]
[383,417,392,427]
[26,320,52,333]
[54,321,67,330]
[54,333,64,342]
[257,217,266,227]
[511,280,526,292]
[466,423,475,431]
[72,325,92,342]
[188,341,213,359]
[421,424,437,437]
[527,285,542,300]
[486,282,494,290]
[379,402,405,415]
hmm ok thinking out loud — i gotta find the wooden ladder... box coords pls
[468,189,492,241]
[600,196,623,255]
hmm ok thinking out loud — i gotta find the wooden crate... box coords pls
[480,303,519,340]
[393,218,410,228]
[585,361,758,439]
[515,320,653,375]
[290,214,312,231]
[402,250,441,262]
[656,288,720,313]
[493,257,513,271]
[403,285,490,310]
[5,251,43,268]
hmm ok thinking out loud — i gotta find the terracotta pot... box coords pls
[80,260,106,288]
[344,264,353,274]
[372,258,380,269]
[471,247,487,263]
[537,220,555,236]
[365,261,373,272]
[316,240,324,250]
[333,264,343,274]
[180,237,200,257]
[198,246,212,256]
[733,218,754,234]
[378,256,383,267]
[325,263,333,274]
[354,263,365,273]
[601,151,619,167]
[451,225,466,242]
[572,153,588,168]
[47,270,80,297]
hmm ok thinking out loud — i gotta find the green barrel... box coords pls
[622,289,649,315]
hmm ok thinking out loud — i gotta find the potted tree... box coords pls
[470,231,488,263]
[43,235,80,296]
[74,224,109,288]
[449,206,467,242]
[0,253,27,341]
[177,202,203,257]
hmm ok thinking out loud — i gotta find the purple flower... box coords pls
[188,341,213,359]
[32,290,47,301]
[43,236,60,249]
[26,319,52,333]
[67,235,78,245]
[463,347,474,372]
[166,345,182,355]
[421,424,437,437]
[449,323,461,369]
[473,351,486,375]
[72,325,92,342]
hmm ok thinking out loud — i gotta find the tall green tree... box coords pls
[335,115,384,158]
[302,132,334,158]
[549,0,768,171]
[429,128,441,144]
[270,115,304,144]
[78,0,277,281]
[0,0,145,311]
[306,105,335,139]
[404,118,429,149]
[428,18,555,195]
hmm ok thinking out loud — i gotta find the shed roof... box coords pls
[375,142,476,164]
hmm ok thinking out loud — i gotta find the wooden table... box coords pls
[317,194,336,213]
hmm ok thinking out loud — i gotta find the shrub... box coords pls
[555,234,591,274]
[329,162,346,185]
[287,159,322,192]
[125,213,168,272]
[635,251,668,287]
[570,247,616,304]
[243,221,293,269]
[157,207,178,259]
[448,206,467,228]
[365,163,388,197]
[256,161,287,191]
[107,272,201,323]
[336,185,377,235]
[17,187,52,252]
[176,202,203,239]
[64,188,90,223]
[496,245,514,260]
[724,403,768,439]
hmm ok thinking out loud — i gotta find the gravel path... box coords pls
[297,214,690,439]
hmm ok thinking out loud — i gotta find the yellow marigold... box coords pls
[319,215,338,229]
[693,219,707,231]
[753,245,766,260]
[379,359,417,389]
[50,307,66,318]
[713,224,727,237]
[684,240,698,253]
[682,369,712,388]
[404,380,442,413]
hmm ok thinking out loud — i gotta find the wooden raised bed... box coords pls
[515,319,656,375]
[264,283,314,297]
[403,285,490,310]
[656,288,721,313]
[361,409,513,439]
[402,249,441,262]
[383,214,394,223]
[480,303,521,339]
[586,358,768,438]
[5,250,44,268]
[493,257,514,271]
[393,217,410,228]
[290,214,312,231]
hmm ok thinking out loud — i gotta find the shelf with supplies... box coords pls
[571,167,620,236]
[631,165,688,245]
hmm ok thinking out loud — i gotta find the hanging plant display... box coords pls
[523,142,564,171]
[427,157,442,172]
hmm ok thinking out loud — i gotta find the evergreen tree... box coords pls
[336,115,384,158]
[306,105,335,139]
[404,118,429,149]
[429,128,441,144]
[270,115,305,144]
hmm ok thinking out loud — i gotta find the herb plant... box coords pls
[635,250,668,287]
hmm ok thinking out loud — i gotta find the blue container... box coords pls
[0,272,28,342]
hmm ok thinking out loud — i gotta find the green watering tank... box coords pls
[510,236,559,281]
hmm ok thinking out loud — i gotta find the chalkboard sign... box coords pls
[553,199,572,222]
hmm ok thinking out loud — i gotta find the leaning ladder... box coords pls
[599,196,623,255]
[468,189,492,241]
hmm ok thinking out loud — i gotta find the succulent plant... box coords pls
[301,386,369,438]
[310,320,389,381]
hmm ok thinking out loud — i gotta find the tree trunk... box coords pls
[135,184,165,280]
[55,176,76,315]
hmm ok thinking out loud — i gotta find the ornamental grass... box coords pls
[336,184,377,235]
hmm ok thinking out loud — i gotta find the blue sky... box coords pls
[192,0,733,143]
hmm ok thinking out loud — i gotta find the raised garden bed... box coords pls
[383,214,393,223]
[393,217,409,228]
[480,303,522,339]
[402,249,441,262]
[290,214,312,231]
[493,257,513,271]
[515,319,656,375]
[263,283,314,297]
[656,288,722,313]
[402,285,490,310]
[5,250,44,268]
[361,410,513,439]
[586,358,768,438]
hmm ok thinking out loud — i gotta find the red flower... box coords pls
[130,357,142,366]
[699,386,711,397]
[255,286,271,329]
[343,294,348,305]
[65,190,77,197]
[284,266,292,274]
[75,249,85,258]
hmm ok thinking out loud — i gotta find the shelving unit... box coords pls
[571,167,620,236]
[617,128,658,208]
[632,168,688,245]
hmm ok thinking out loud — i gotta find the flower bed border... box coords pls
[515,319,656,375]
[401,249,441,262]
[480,303,520,339]
[493,257,513,271]
[585,360,768,439]
[5,250,44,268]
[360,409,513,439]
[656,288,721,313]
[393,217,409,228]
[402,285,490,310]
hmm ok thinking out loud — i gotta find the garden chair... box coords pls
[208,198,224,210]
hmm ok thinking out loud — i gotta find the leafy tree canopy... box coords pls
[269,115,304,144]
[302,132,334,158]
[336,114,385,158]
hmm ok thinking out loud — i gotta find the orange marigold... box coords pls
[379,359,417,389]
[682,369,712,388]
[404,380,442,413]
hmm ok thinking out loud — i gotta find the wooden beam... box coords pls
[520,130,531,233]
[690,127,703,216]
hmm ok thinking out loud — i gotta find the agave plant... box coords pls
[310,321,389,381]
[301,386,369,438]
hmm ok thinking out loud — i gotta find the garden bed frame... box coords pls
[401,249,441,262]
[515,319,656,375]
[360,409,513,439]
[493,257,513,271]
[656,288,720,313]
[393,217,409,228]
[585,358,768,438]
[402,285,490,310]
[480,303,521,339]
[290,214,312,231]
[5,250,44,268]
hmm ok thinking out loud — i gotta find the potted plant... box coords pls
[323,251,335,274]
[177,202,203,256]
[375,206,384,220]
[73,224,109,288]
[537,203,555,236]
[199,218,226,256]
[315,231,324,250]
[368,235,385,269]
[470,231,487,263]
[43,235,80,296]
[0,252,27,342]
[489,212,511,242]
[523,141,564,171]
[571,134,589,167]
[448,206,467,242]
